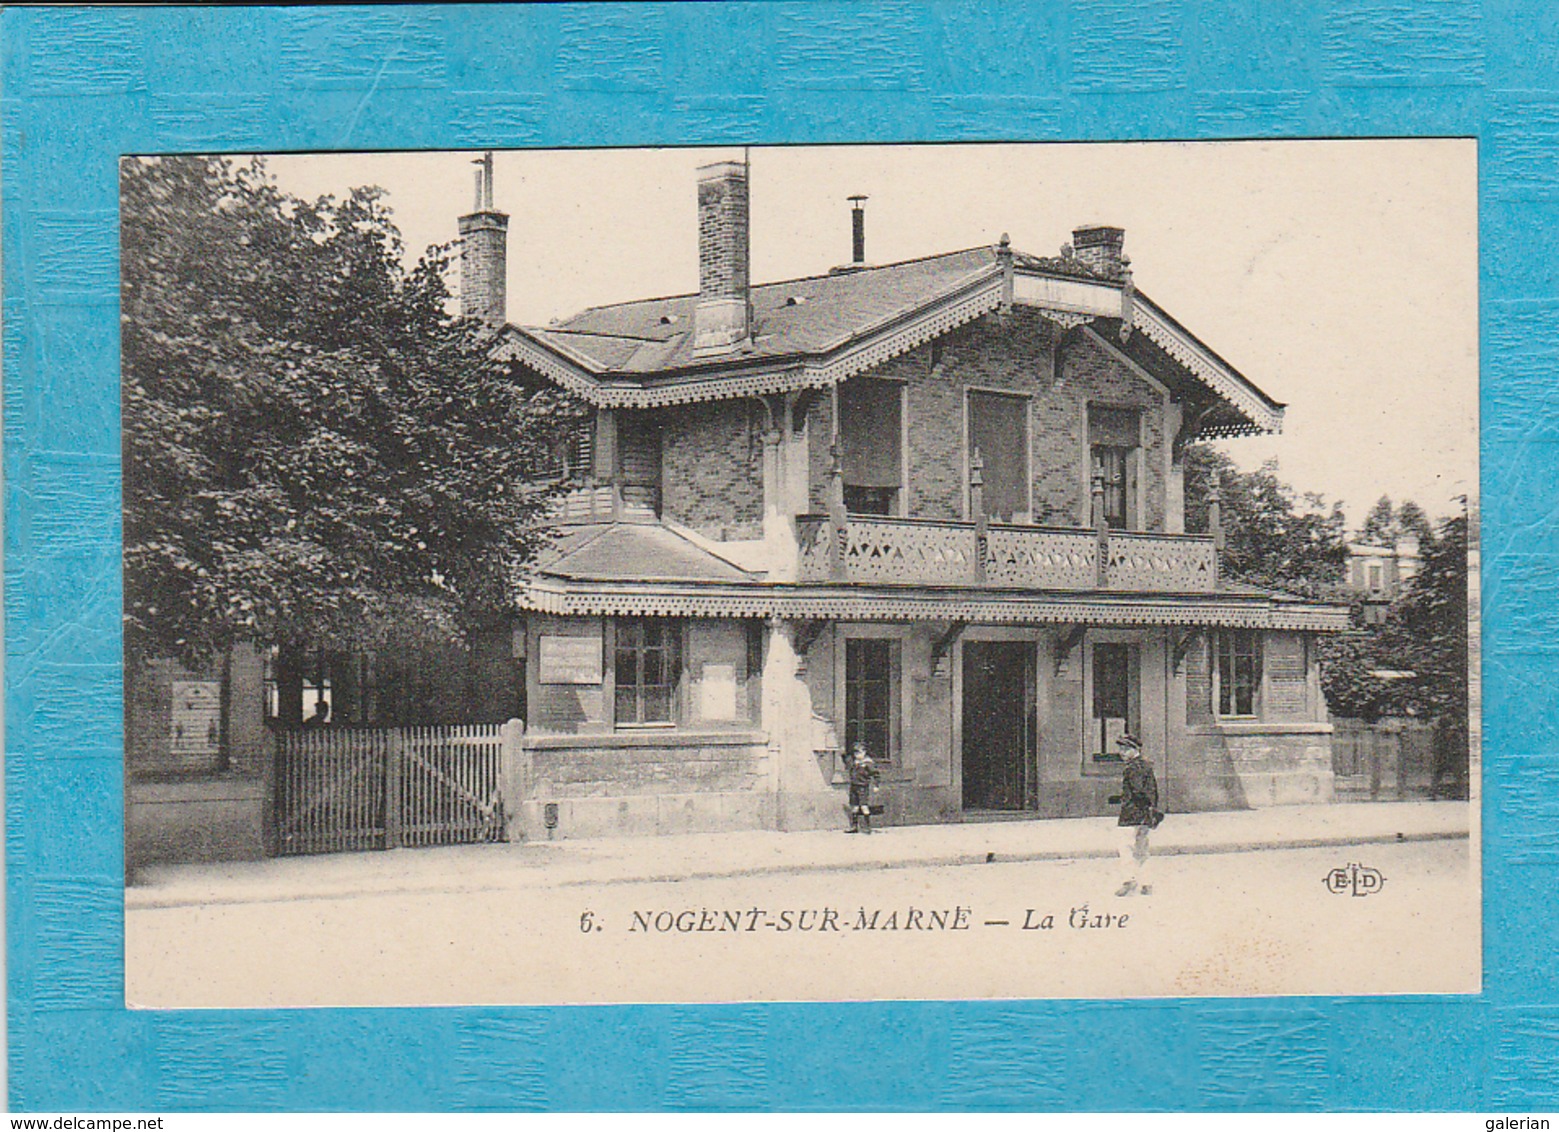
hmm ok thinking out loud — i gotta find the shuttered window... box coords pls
[1090,642,1141,763]
[618,413,662,516]
[839,378,903,513]
[968,390,1030,522]
[845,637,899,764]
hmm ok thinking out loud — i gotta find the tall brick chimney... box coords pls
[459,152,508,328]
[1071,224,1126,277]
[694,159,751,355]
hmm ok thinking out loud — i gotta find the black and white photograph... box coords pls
[122,141,1478,1007]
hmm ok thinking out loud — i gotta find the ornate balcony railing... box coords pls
[796,514,1217,593]
[798,514,978,585]
[1106,530,1217,591]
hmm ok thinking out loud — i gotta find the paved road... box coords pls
[127,840,1477,1008]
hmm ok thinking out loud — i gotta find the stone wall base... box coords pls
[128,776,265,869]
[516,790,774,841]
[777,789,850,832]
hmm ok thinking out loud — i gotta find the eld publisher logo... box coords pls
[1324,862,1386,897]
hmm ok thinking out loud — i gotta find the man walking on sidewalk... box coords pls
[1111,733,1162,897]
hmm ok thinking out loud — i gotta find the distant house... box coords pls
[127,156,1352,864]
[1346,536,1422,624]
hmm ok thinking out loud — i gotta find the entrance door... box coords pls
[962,641,1037,811]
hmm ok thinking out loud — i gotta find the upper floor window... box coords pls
[615,618,682,726]
[967,389,1031,523]
[1089,406,1140,530]
[1214,630,1262,717]
[522,414,594,484]
[618,412,663,517]
[839,377,903,515]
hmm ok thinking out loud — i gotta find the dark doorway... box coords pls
[962,641,1037,811]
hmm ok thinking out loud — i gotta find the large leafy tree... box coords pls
[1181,444,1469,747]
[1375,512,1469,720]
[1182,444,1349,597]
[1315,511,1468,727]
[122,155,584,669]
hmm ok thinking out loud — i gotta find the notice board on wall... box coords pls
[537,634,602,685]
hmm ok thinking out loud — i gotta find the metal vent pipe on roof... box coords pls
[849,195,868,265]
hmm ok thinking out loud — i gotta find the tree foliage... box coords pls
[1177,448,1468,734]
[1395,499,1435,548]
[1317,512,1469,722]
[1182,444,1349,598]
[1360,494,1395,543]
[122,155,585,668]
[1375,512,1469,719]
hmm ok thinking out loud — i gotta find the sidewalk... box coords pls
[126,800,1471,910]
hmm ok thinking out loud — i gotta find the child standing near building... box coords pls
[845,741,879,834]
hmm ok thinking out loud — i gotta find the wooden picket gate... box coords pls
[274,724,510,855]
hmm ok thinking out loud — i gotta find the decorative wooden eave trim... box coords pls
[1130,297,1285,435]
[794,276,1003,390]
[517,577,1351,632]
[1037,309,1096,331]
[496,331,605,403]
[519,578,774,618]
[1079,324,1172,399]
[501,270,1131,411]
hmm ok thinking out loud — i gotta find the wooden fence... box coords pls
[274,723,518,855]
[1331,717,1467,801]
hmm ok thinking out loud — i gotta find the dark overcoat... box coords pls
[848,753,878,808]
[1117,755,1159,827]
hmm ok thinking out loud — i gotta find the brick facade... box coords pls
[804,310,1168,529]
[660,400,764,539]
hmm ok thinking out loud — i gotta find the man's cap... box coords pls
[1116,733,1142,752]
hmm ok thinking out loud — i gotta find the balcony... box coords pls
[795,514,1217,593]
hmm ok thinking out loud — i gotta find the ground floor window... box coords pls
[615,618,683,726]
[1215,630,1262,717]
[845,637,900,764]
[1090,641,1141,763]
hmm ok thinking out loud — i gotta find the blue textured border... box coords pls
[4,3,1553,1112]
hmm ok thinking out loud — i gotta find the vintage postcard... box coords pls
[121,140,1479,1008]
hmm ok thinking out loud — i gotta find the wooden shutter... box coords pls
[968,390,1030,521]
[840,378,903,489]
